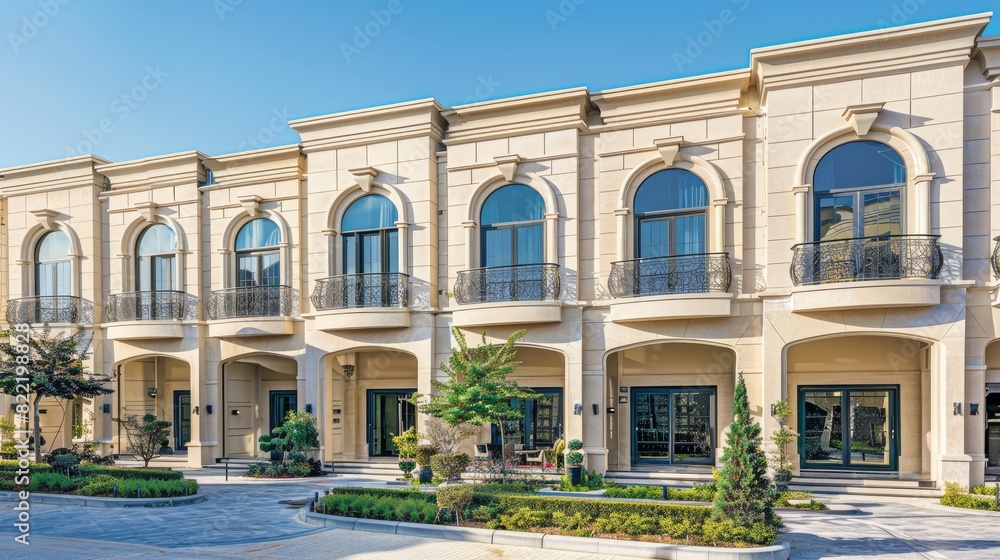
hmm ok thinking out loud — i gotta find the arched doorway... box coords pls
[221,354,298,458]
[486,346,566,454]
[605,342,735,471]
[117,356,192,453]
[786,335,929,474]
[984,341,1000,474]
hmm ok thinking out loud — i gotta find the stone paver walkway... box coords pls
[0,471,999,558]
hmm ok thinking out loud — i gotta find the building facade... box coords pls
[2,13,1000,488]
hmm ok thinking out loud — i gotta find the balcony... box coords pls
[5,296,90,326]
[452,264,562,328]
[206,285,294,338]
[789,234,944,312]
[104,291,190,340]
[607,253,734,322]
[310,273,410,331]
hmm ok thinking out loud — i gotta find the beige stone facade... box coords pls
[2,13,1000,487]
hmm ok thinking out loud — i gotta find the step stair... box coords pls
[331,461,404,477]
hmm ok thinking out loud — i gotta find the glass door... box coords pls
[985,389,1000,468]
[491,388,563,450]
[367,390,416,457]
[799,386,898,471]
[632,387,716,466]
[269,390,297,433]
[173,391,191,451]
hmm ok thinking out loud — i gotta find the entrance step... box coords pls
[791,475,941,497]
[606,470,715,486]
[114,454,189,470]
[331,461,403,477]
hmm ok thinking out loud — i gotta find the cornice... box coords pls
[591,69,749,127]
[202,144,304,188]
[96,150,206,191]
[975,35,1000,80]
[0,155,109,196]
[751,12,992,99]
[291,98,446,153]
[441,87,593,145]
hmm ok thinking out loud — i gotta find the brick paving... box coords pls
[0,472,998,559]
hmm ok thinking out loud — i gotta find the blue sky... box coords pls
[1,0,996,168]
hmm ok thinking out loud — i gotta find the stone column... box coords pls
[967,364,987,487]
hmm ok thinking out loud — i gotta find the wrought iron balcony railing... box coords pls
[454,263,560,305]
[992,236,1000,278]
[608,253,731,298]
[207,285,292,319]
[6,296,88,325]
[790,234,943,286]
[105,291,188,322]
[311,273,409,310]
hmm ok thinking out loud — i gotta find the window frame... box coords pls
[478,185,546,268]
[631,169,710,259]
[34,231,73,298]
[135,224,177,292]
[234,219,282,288]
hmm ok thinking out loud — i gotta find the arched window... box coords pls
[235,218,281,287]
[341,194,399,275]
[35,231,71,297]
[136,224,177,291]
[813,140,905,241]
[633,169,709,258]
[480,184,545,267]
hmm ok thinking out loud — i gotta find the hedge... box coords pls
[494,494,711,524]
[0,461,183,481]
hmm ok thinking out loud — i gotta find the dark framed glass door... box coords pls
[491,388,563,450]
[985,386,1000,468]
[631,387,716,466]
[799,386,898,471]
[367,389,416,457]
[269,390,297,433]
[173,390,191,451]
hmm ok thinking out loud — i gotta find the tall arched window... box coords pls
[480,184,545,267]
[633,169,709,258]
[35,231,72,298]
[235,218,281,287]
[136,224,177,292]
[813,140,904,242]
[341,194,399,275]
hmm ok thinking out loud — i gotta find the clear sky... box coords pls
[1,0,996,168]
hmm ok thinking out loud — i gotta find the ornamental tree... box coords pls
[0,326,114,462]
[713,374,776,527]
[114,413,171,468]
[413,328,537,469]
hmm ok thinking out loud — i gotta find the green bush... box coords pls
[320,492,437,523]
[78,465,184,480]
[436,483,474,512]
[495,494,711,526]
[498,507,551,531]
[558,469,604,491]
[596,512,658,536]
[702,519,779,546]
[604,484,663,500]
[971,484,999,496]
[415,445,439,467]
[775,491,824,510]
[551,511,592,531]
[32,472,79,492]
[430,453,470,480]
[668,482,717,502]
[659,517,703,540]
[941,482,1000,511]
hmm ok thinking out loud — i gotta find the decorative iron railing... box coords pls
[790,234,943,286]
[608,253,731,298]
[454,263,560,305]
[206,285,292,319]
[992,236,1000,278]
[310,273,409,310]
[105,291,188,322]
[6,296,86,325]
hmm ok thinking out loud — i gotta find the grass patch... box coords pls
[775,491,825,510]
[0,461,197,498]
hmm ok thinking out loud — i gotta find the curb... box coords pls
[0,491,206,508]
[298,510,791,560]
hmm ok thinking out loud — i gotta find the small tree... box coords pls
[713,374,776,527]
[270,410,320,454]
[0,327,114,462]
[422,417,476,454]
[413,328,537,470]
[770,400,798,492]
[115,413,172,468]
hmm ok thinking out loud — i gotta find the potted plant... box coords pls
[771,400,798,492]
[415,444,439,484]
[565,439,584,486]
[391,427,419,480]
[398,458,416,479]
[258,434,287,463]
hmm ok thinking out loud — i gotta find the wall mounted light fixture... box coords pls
[305,404,313,414]
[102,404,111,414]
[206,405,213,415]
[147,387,158,399]
[953,402,962,416]
[970,403,980,416]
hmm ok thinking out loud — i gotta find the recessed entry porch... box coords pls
[221,354,298,459]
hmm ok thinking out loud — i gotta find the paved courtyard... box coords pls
[0,472,999,559]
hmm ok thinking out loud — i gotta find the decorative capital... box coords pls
[237,194,263,217]
[712,198,728,208]
[494,154,522,182]
[654,136,684,166]
[912,172,935,184]
[462,220,477,229]
[841,102,884,136]
[394,220,410,229]
[29,209,59,231]
[614,208,630,217]
[133,201,159,223]
[349,167,379,192]
[791,184,811,195]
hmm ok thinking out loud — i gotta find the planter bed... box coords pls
[318,486,783,549]
[0,490,205,507]
[300,509,791,560]
[0,461,198,498]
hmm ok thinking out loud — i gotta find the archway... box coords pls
[786,334,929,475]
[221,354,298,458]
[605,341,736,471]
[116,356,192,456]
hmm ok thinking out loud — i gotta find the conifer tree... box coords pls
[713,374,776,526]
[0,327,114,462]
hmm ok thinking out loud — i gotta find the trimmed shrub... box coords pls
[596,512,658,536]
[604,484,663,500]
[430,453,470,480]
[941,482,1000,511]
[702,519,779,546]
[498,507,551,531]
